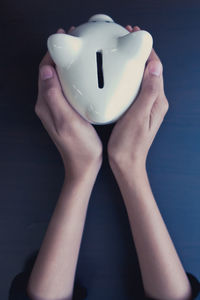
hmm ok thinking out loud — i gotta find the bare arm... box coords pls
[107,25,192,300]
[27,168,100,300]
[27,27,102,300]
[109,161,192,300]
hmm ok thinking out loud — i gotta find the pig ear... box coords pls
[47,33,83,68]
[118,30,153,61]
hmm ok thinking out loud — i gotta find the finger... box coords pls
[125,25,140,32]
[39,51,54,69]
[132,59,163,114]
[147,48,164,92]
[126,25,133,32]
[149,95,169,131]
[38,26,66,98]
[68,26,75,33]
[38,64,76,127]
[132,25,140,32]
[57,28,65,33]
[148,47,160,63]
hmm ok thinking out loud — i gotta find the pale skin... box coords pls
[27,25,193,300]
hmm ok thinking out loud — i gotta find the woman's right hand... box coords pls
[35,27,103,181]
[108,25,169,171]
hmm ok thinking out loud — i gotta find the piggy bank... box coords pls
[47,14,153,125]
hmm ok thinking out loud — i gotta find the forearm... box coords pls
[110,159,192,300]
[27,166,99,300]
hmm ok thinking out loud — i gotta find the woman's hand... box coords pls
[35,27,103,180]
[108,25,169,171]
[27,27,103,300]
[107,26,192,300]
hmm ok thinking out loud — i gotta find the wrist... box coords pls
[64,157,102,185]
[58,163,101,207]
[109,155,149,190]
[108,154,146,177]
[108,157,152,204]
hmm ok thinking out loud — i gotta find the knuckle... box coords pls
[34,102,41,117]
[163,98,169,113]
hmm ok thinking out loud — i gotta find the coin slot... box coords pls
[96,51,104,89]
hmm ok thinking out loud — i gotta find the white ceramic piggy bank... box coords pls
[47,14,153,125]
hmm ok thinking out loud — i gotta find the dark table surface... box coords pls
[1,0,200,299]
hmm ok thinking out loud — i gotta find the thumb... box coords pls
[39,64,62,94]
[136,60,163,112]
[38,64,73,124]
[39,64,70,109]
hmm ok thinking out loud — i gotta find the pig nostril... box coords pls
[96,50,104,89]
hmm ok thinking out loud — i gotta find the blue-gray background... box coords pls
[1,0,200,299]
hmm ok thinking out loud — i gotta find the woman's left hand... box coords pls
[107,25,169,171]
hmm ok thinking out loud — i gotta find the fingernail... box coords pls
[133,25,140,31]
[57,28,65,33]
[148,61,162,76]
[126,25,132,30]
[40,65,53,80]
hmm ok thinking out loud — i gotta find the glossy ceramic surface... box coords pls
[47,14,153,124]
